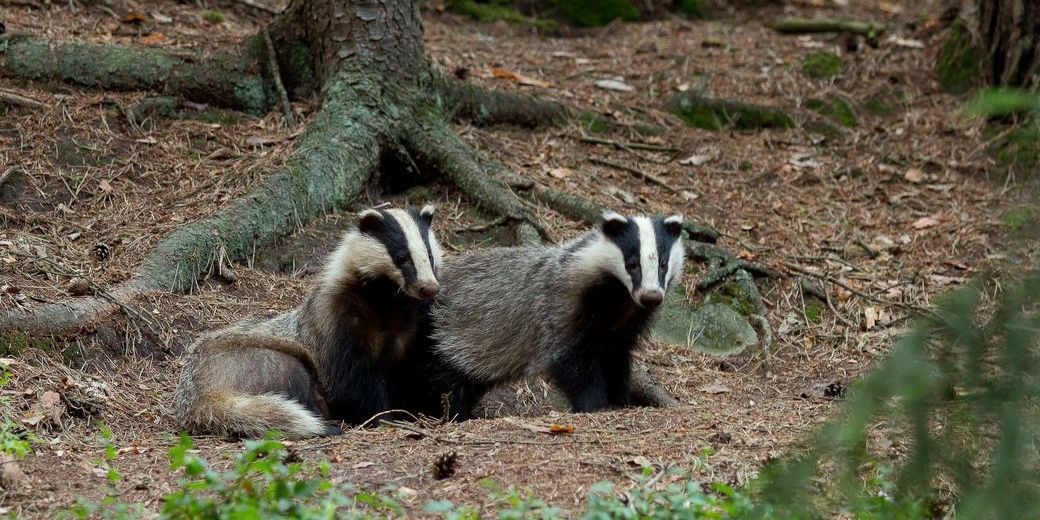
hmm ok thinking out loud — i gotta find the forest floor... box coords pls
[0,0,1028,516]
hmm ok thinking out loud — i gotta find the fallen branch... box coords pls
[531,186,719,243]
[236,0,281,15]
[263,29,294,126]
[0,88,47,109]
[784,261,926,312]
[767,17,886,37]
[587,157,678,193]
[577,134,678,153]
[435,74,572,128]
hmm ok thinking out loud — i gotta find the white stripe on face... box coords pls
[634,217,661,293]
[386,209,438,285]
[665,239,685,288]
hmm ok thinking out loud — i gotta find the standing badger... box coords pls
[426,211,685,417]
[173,204,442,438]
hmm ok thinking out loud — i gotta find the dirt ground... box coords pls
[0,0,1020,516]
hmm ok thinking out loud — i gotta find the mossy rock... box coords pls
[705,280,759,317]
[653,286,757,356]
[802,52,842,79]
[806,95,857,127]
[937,20,978,95]
[448,0,557,31]
[665,91,794,131]
[554,0,640,27]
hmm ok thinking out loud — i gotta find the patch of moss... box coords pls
[676,0,705,17]
[806,95,857,127]
[805,299,825,324]
[555,0,640,27]
[1,334,56,356]
[738,160,752,171]
[579,112,612,134]
[202,10,225,24]
[936,20,978,95]
[666,93,793,131]
[1001,206,1035,231]
[448,0,557,32]
[802,52,842,79]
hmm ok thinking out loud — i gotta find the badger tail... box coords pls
[182,392,339,439]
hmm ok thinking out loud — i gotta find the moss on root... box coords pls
[937,20,979,95]
[665,91,794,131]
[806,95,857,127]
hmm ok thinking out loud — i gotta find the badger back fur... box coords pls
[429,211,684,415]
[174,205,443,438]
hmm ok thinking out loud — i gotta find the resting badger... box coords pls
[426,211,685,417]
[173,204,442,438]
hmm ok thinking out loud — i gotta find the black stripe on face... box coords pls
[406,206,436,269]
[651,217,681,287]
[363,210,417,285]
[602,218,642,289]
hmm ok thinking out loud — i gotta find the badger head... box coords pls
[585,211,685,309]
[326,204,443,300]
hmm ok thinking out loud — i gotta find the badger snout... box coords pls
[415,281,441,300]
[636,289,664,308]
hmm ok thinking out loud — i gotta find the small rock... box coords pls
[0,454,23,490]
[67,278,92,296]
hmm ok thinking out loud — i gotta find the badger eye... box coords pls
[625,258,639,270]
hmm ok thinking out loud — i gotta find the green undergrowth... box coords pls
[937,20,978,95]
[446,0,557,32]
[0,363,36,463]
[806,95,857,127]
[969,88,1040,173]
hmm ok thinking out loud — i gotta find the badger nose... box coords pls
[639,290,664,308]
[417,283,440,300]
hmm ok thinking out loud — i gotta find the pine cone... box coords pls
[431,451,457,480]
[93,243,110,262]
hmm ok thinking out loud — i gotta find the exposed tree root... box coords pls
[0,82,387,334]
[0,34,274,113]
[435,75,573,127]
[766,17,886,38]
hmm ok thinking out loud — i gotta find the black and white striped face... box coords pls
[595,212,685,308]
[326,204,443,300]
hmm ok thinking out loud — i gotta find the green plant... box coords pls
[63,423,144,520]
[0,363,34,460]
[583,466,752,519]
[802,52,842,79]
[202,10,225,24]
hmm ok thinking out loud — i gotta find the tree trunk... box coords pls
[978,0,1040,89]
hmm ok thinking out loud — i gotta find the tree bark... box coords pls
[978,0,1040,89]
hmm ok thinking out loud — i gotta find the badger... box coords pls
[424,211,685,417]
[173,204,443,439]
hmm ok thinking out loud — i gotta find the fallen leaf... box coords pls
[122,12,149,24]
[888,36,924,49]
[491,68,549,88]
[864,306,879,330]
[789,153,821,169]
[547,167,573,179]
[151,12,173,24]
[548,424,574,434]
[594,78,635,92]
[679,154,712,166]
[904,167,924,183]
[911,216,938,230]
[139,32,166,45]
[699,381,730,394]
[98,179,113,194]
[737,249,756,261]
[628,456,653,467]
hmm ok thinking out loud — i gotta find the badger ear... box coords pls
[601,211,628,236]
[663,215,683,237]
[357,209,384,234]
[419,204,436,225]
